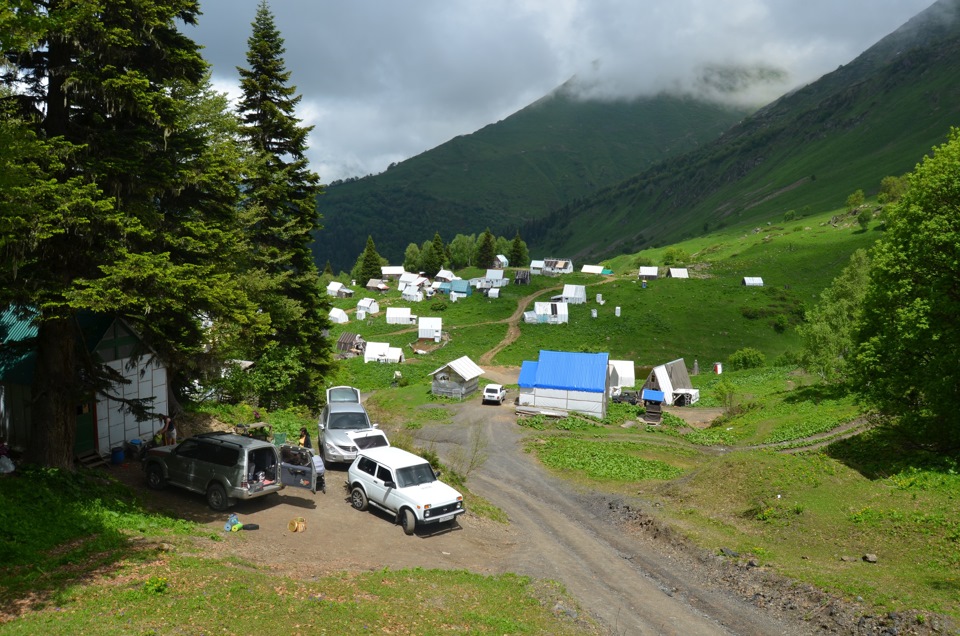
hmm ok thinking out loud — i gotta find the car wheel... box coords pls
[206,483,229,511]
[145,464,165,490]
[350,486,368,511]
[401,508,416,535]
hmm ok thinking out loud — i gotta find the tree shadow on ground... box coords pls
[825,424,955,480]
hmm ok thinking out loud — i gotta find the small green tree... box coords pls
[403,243,420,272]
[662,247,689,267]
[857,209,872,231]
[430,232,447,269]
[845,189,865,212]
[448,233,476,269]
[877,175,909,204]
[797,249,871,382]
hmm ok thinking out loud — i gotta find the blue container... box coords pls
[111,447,125,465]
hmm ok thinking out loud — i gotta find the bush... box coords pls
[727,347,766,370]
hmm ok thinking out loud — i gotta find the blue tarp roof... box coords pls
[642,389,665,403]
[518,360,539,388]
[519,350,608,393]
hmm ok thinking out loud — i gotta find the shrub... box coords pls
[727,347,766,370]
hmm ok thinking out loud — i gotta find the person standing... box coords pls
[298,427,312,450]
[159,414,177,446]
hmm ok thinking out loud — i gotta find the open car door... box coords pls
[279,444,317,494]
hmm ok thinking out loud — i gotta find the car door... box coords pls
[164,439,206,490]
[363,461,392,509]
[279,444,317,494]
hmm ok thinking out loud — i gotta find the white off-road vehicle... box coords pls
[481,383,506,404]
[346,446,464,535]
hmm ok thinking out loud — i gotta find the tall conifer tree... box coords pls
[235,0,331,408]
[0,1,251,468]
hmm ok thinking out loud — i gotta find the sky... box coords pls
[188,0,936,184]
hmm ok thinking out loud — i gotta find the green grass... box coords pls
[0,466,590,634]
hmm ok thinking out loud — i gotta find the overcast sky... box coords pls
[188,0,935,183]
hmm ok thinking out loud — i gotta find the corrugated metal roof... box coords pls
[518,360,539,387]
[429,355,483,381]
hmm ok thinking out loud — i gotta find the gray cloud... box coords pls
[189,0,934,182]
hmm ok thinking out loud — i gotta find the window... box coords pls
[175,439,202,458]
[376,465,393,483]
[396,463,436,488]
[356,456,377,476]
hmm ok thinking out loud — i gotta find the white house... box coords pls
[329,307,349,324]
[493,254,509,268]
[581,264,604,275]
[477,269,508,289]
[667,268,689,278]
[357,297,380,315]
[638,266,659,280]
[518,350,609,418]
[543,258,574,275]
[401,289,424,302]
[435,269,455,282]
[363,342,405,364]
[559,284,586,304]
[418,316,443,341]
[381,265,405,279]
[530,259,545,275]
[742,277,764,287]
[524,301,569,324]
[385,307,417,325]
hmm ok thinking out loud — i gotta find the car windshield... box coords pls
[395,463,436,488]
[328,412,370,430]
[354,433,388,450]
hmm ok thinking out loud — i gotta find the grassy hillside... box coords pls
[529,0,960,260]
[311,91,750,270]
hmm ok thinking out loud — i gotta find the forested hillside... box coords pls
[311,91,750,270]
[526,0,960,260]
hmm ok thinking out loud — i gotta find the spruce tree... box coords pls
[0,0,251,469]
[357,236,384,285]
[236,0,331,408]
[508,231,529,268]
[475,229,496,270]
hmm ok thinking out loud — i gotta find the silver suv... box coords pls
[142,432,316,510]
[318,401,388,464]
[347,446,464,535]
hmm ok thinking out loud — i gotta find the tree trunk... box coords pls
[27,317,80,470]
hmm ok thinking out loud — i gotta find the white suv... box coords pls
[347,446,465,535]
[482,384,506,404]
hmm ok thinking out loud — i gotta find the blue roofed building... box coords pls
[517,350,610,417]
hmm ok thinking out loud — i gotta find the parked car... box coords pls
[142,432,316,510]
[347,446,465,535]
[327,385,361,403]
[317,401,386,465]
[482,384,507,404]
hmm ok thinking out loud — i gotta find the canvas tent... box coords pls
[529,260,545,275]
[581,264,604,275]
[380,265,404,279]
[518,350,609,417]
[493,255,509,268]
[429,356,484,399]
[524,301,568,324]
[326,281,353,298]
[329,307,349,324]
[385,307,417,325]
[363,342,405,364]
[357,298,380,315]
[608,360,636,393]
[667,268,689,278]
[638,266,659,280]
[418,316,442,340]
[742,277,764,287]
[401,289,424,302]
[435,269,455,282]
[560,284,586,304]
[644,358,700,406]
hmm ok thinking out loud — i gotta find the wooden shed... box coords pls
[429,356,484,400]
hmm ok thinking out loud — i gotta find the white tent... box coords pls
[667,268,689,278]
[329,307,349,324]
[561,284,586,304]
[526,301,569,324]
[645,358,700,406]
[435,269,455,282]
[742,277,764,287]
[326,281,353,297]
[418,316,443,340]
[380,265,405,279]
[386,307,416,324]
[581,264,604,275]
[608,360,636,390]
[488,288,500,299]
[402,289,424,302]
[364,342,405,364]
[638,266,659,279]
[530,259,545,274]
[357,297,380,314]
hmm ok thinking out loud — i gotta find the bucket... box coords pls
[111,447,125,465]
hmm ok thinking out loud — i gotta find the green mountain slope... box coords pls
[312,92,750,270]
[528,0,960,260]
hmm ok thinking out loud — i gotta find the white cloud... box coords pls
[189,0,935,182]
